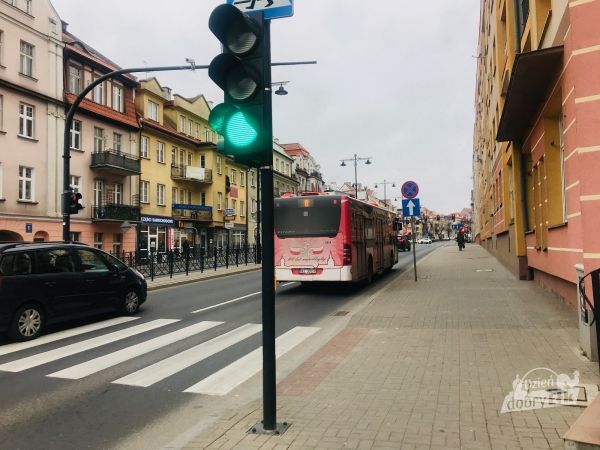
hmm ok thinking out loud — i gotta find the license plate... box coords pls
[299,268,316,275]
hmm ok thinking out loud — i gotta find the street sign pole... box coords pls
[411,216,417,282]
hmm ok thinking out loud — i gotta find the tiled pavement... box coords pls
[179,244,600,450]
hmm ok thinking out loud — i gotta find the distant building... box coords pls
[280,143,325,193]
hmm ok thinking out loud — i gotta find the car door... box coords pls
[73,248,121,312]
[35,248,89,318]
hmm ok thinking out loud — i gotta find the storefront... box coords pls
[138,214,175,256]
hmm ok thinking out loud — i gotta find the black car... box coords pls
[0,242,147,341]
[397,235,411,252]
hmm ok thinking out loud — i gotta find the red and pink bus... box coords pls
[274,193,398,283]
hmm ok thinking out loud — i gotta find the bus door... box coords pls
[377,218,384,272]
[355,214,366,278]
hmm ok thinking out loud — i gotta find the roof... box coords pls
[66,93,139,129]
[281,143,311,158]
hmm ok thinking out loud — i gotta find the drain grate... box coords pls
[332,311,349,316]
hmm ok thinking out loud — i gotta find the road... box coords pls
[0,242,445,450]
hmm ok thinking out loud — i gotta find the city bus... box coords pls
[274,193,398,283]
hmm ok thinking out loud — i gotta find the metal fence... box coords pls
[110,246,261,281]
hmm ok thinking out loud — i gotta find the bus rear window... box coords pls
[275,197,341,238]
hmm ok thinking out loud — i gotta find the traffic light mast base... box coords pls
[249,420,290,436]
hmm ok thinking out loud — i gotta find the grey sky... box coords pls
[51,0,479,213]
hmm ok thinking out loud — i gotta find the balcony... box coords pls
[171,165,212,184]
[172,204,213,221]
[90,149,141,176]
[92,203,140,222]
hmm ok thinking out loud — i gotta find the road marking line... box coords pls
[183,326,319,395]
[113,323,261,387]
[47,321,223,380]
[0,319,178,373]
[191,291,261,314]
[0,317,140,357]
[280,282,295,287]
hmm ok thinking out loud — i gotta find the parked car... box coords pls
[419,237,433,244]
[0,242,147,342]
[396,235,411,252]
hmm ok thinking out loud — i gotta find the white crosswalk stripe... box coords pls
[113,323,261,387]
[0,317,140,357]
[183,326,319,395]
[0,319,177,372]
[47,321,223,380]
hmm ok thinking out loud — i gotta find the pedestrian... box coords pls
[182,239,190,257]
[457,229,465,251]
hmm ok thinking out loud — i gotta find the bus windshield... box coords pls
[274,196,342,238]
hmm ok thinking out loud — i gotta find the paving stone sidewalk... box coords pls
[181,244,600,450]
[146,264,260,291]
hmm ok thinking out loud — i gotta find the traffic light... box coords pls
[208,4,271,167]
[64,191,83,215]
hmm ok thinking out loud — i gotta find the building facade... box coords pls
[281,142,325,193]
[473,0,600,331]
[0,0,64,242]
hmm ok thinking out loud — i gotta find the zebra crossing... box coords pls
[0,316,319,396]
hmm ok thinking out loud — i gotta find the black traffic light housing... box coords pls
[64,191,83,215]
[208,4,271,168]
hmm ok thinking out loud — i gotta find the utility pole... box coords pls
[340,154,372,199]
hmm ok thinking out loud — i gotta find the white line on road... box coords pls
[191,292,261,314]
[0,317,140,357]
[113,323,261,387]
[0,319,178,372]
[47,321,223,380]
[183,326,319,395]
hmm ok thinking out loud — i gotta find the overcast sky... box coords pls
[51,0,479,214]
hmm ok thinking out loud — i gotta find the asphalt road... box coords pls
[0,242,445,450]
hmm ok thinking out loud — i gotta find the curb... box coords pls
[146,266,261,291]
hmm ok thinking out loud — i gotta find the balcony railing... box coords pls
[92,203,140,222]
[90,149,141,176]
[171,165,212,183]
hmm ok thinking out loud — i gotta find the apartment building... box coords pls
[0,0,64,242]
[280,142,325,193]
[473,0,600,356]
[62,25,140,253]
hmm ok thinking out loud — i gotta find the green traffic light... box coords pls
[226,111,258,148]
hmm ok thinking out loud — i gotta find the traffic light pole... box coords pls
[61,63,202,242]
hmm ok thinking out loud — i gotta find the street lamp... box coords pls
[374,180,396,208]
[272,81,289,95]
[340,154,372,199]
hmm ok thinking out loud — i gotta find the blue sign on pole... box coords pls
[401,181,419,199]
[228,0,294,20]
[402,198,421,217]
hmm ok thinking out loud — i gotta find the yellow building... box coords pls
[135,78,248,254]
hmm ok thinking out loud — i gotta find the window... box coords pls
[0,31,4,67]
[217,156,222,174]
[113,183,123,204]
[200,154,206,168]
[157,183,165,205]
[179,115,185,132]
[231,169,237,184]
[240,201,245,217]
[240,172,245,187]
[172,187,177,205]
[187,191,192,205]
[112,85,123,112]
[276,159,279,172]
[18,166,34,201]
[93,127,104,152]
[70,175,81,193]
[140,180,149,203]
[217,192,223,210]
[94,179,104,206]
[188,119,193,136]
[18,102,34,138]
[78,249,110,273]
[23,0,31,14]
[148,101,158,120]
[250,170,256,187]
[140,136,149,158]
[187,152,193,166]
[19,41,33,77]
[112,234,123,255]
[70,120,81,150]
[171,148,176,166]
[156,141,165,163]
[195,123,201,139]
[68,66,81,94]
[113,133,122,152]
[201,192,206,206]
[94,233,103,250]
[232,199,237,214]
[93,78,104,104]
[69,232,80,242]
[251,199,257,214]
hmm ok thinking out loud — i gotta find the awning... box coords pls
[496,46,564,142]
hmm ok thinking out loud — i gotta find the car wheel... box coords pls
[122,289,141,315]
[9,304,45,342]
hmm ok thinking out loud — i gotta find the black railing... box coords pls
[110,245,261,281]
[92,203,140,221]
[91,149,141,174]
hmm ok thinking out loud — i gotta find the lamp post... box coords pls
[374,180,396,208]
[340,154,372,199]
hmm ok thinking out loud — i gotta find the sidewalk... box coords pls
[146,263,261,291]
[181,244,600,450]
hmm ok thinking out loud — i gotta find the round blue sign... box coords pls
[401,181,419,199]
